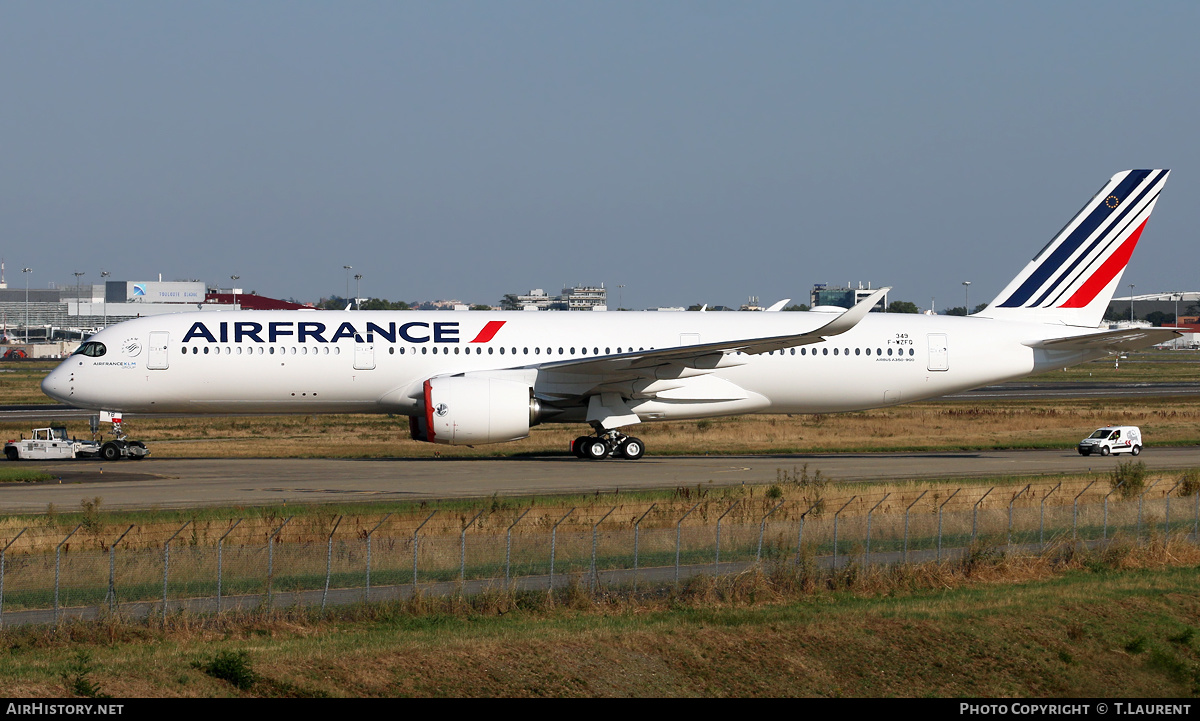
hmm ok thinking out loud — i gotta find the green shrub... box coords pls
[1111,460,1148,499]
[195,650,258,690]
[1178,469,1200,498]
[61,651,108,698]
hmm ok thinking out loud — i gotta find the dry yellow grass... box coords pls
[4,395,1199,459]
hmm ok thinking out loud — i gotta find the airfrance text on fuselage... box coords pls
[182,321,484,345]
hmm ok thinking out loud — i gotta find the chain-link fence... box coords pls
[1,482,1197,625]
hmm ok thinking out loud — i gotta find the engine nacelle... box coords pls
[409,376,540,445]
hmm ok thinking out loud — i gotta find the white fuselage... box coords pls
[43,309,1102,423]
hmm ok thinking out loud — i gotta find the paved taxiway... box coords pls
[2,447,1199,512]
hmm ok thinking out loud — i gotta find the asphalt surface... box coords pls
[3,447,1200,512]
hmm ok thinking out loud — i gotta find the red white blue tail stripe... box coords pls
[980,169,1169,327]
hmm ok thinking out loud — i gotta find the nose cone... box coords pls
[41,364,72,404]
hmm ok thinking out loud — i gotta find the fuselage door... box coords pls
[148,331,170,370]
[927,333,949,371]
[354,340,376,370]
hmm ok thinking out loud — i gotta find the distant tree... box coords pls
[973,303,988,314]
[944,306,968,316]
[500,294,522,311]
[782,304,810,312]
[887,301,920,314]
[470,304,493,311]
[686,304,706,311]
[1144,311,1175,327]
[359,298,411,311]
[320,296,350,310]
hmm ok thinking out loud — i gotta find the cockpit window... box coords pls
[73,342,107,358]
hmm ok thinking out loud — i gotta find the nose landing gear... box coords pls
[571,430,645,460]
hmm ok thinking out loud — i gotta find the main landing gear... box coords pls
[571,431,645,461]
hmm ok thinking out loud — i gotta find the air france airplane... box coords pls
[42,170,1178,460]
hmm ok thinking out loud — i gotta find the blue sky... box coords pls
[3,2,1196,310]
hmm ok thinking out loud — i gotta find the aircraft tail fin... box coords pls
[975,169,1170,327]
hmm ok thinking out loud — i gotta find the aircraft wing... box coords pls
[533,287,888,376]
[1024,327,1181,352]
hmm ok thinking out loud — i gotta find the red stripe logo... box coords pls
[423,379,436,443]
[1058,219,1148,309]
[469,321,506,343]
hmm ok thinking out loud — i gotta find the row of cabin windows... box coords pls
[389,346,646,356]
[181,344,916,358]
[184,346,343,356]
[766,346,916,357]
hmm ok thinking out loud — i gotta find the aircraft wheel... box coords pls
[101,442,121,461]
[571,436,590,459]
[1100,446,1111,456]
[1131,445,1141,456]
[582,438,609,461]
[618,437,645,460]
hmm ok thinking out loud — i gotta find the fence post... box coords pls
[972,487,994,543]
[756,502,785,563]
[459,510,485,585]
[937,489,961,561]
[216,519,242,614]
[1104,482,1124,541]
[795,501,822,565]
[633,504,657,592]
[675,503,701,584]
[161,520,191,621]
[549,508,575,592]
[1164,481,1182,541]
[714,501,740,574]
[321,516,342,613]
[832,497,856,570]
[412,511,437,588]
[1137,481,1161,543]
[1008,484,1031,552]
[1040,483,1061,549]
[266,517,293,611]
[364,514,392,603]
[904,491,928,563]
[0,529,28,626]
[505,508,531,591]
[590,506,617,592]
[1072,481,1096,546]
[865,494,890,567]
[105,525,134,614]
[54,524,83,623]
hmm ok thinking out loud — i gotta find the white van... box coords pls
[1077,425,1142,456]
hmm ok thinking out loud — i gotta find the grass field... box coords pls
[0,544,1197,697]
[7,393,1200,459]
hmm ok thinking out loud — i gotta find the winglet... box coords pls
[765,299,791,312]
[812,287,889,337]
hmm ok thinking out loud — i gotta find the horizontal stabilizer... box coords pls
[1024,327,1180,352]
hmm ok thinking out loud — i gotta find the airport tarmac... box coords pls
[2,447,1199,512]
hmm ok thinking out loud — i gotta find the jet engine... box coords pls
[409,376,543,445]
